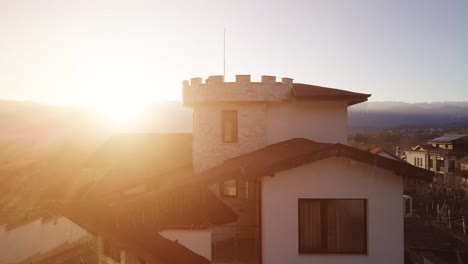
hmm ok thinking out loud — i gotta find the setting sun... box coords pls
[92,100,146,125]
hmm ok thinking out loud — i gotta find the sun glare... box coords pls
[91,100,146,125]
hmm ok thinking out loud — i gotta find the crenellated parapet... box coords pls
[183,75,294,105]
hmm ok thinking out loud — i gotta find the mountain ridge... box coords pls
[349,101,468,131]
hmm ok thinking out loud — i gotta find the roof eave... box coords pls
[293,94,371,106]
[58,201,212,264]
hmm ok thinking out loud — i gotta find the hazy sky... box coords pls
[1,0,467,107]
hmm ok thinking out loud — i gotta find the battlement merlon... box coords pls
[182,75,294,105]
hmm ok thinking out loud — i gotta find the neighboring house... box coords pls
[404,134,468,189]
[0,216,88,264]
[460,155,468,171]
[60,75,432,264]
[368,147,425,194]
[459,155,468,181]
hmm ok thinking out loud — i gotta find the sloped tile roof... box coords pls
[59,186,236,264]
[368,147,401,160]
[60,201,211,264]
[428,134,466,143]
[292,83,371,106]
[129,138,433,209]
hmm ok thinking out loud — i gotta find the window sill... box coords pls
[298,252,368,256]
[221,195,238,199]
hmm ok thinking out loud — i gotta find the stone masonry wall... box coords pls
[183,75,293,105]
[192,102,268,172]
[185,75,294,172]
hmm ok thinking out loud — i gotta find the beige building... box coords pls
[62,75,432,264]
[404,134,468,189]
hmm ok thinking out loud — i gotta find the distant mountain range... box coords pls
[1,100,468,135]
[349,101,468,132]
[143,101,468,132]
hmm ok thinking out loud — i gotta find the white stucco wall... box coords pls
[0,216,88,263]
[405,151,426,169]
[159,230,212,261]
[266,101,348,145]
[261,157,404,264]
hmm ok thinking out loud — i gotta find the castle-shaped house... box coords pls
[61,75,432,264]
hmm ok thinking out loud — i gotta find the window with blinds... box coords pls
[298,199,367,254]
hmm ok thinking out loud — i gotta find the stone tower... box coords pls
[183,75,293,172]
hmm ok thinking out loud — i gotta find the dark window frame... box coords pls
[298,198,368,255]
[220,179,238,198]
[221,110,238,143]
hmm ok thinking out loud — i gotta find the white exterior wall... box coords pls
[0,216,88,263]
[159,230,212,261]
[262,157,404,264]
[266,101,348,145]
[405,151,426,169]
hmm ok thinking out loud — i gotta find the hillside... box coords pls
[0,100,192,226]
[349,101,468,132]
[0,101,113,225]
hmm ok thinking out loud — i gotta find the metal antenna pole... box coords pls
[223,28,226,76]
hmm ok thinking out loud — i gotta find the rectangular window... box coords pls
[222,110,238,143]
[221,179,237,197]
[298,199,367,254]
